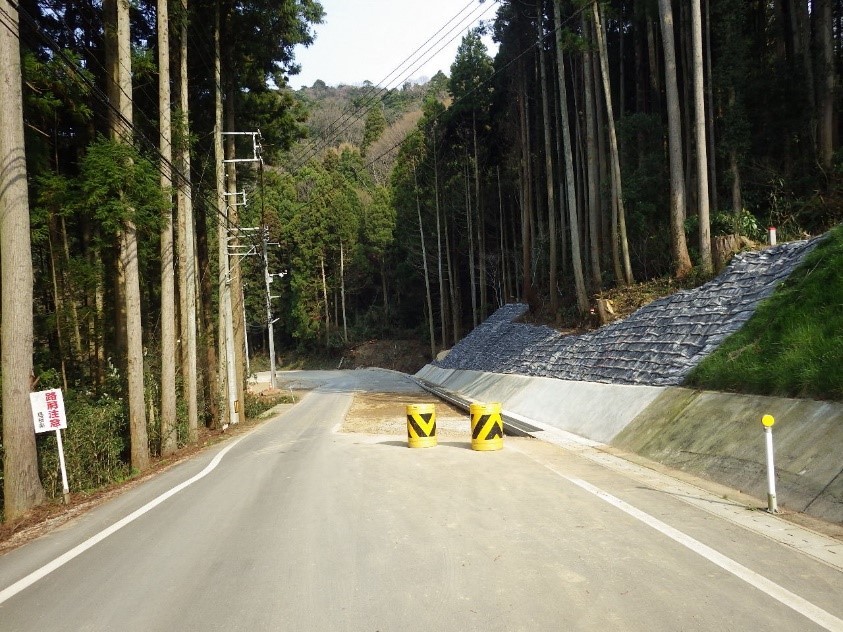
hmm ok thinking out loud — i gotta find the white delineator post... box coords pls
[762,414,778,513]
[769,226,777,245]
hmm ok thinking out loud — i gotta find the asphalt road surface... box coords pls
[0,369,841,631]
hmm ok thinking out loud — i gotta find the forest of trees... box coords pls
[1,0,841,520]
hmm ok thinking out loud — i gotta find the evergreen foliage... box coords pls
[3,0,843,519]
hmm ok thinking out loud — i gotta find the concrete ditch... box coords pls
[415,365,843,525]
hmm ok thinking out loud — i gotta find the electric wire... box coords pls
[3,0,242,239]
[287,0,482,167]
[361,1,591,174]
[288,0,498,171]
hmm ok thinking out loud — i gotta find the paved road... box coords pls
[1,369,841,631]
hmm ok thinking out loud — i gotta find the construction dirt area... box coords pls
[342,391,470,438]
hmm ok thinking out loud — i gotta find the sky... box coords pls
[289,0,499,90]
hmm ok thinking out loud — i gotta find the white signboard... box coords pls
[30,388,68,433]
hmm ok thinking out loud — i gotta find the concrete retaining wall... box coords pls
[615,388,843,524]
[416,365,664,444]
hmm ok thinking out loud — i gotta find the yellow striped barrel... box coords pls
[406,403,437,448]
[469,402,504,451]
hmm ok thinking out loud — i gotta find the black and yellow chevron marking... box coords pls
[469,403,504,451]
[408,411,436,438]
[472,414,503,440]
[406,404,437,448]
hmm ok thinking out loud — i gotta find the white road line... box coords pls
[530,452,843,632]
[0,436,245,606]
[528,426,843,572]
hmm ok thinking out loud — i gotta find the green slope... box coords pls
[687,225,843,400]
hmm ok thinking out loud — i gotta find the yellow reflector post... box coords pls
[469,402,504,451]
[406,403,437,448]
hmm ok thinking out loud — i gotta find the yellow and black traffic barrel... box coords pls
[469,402,504,451]
[406,403,437,448]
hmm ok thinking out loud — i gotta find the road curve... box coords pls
[0,369,840,631]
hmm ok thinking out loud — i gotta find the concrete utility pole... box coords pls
[219,132,277,389]
[227,223,280,390]
[224,190,251,377]
[262,228,281,389]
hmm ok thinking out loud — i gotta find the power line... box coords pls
[3,0,242,235]
[362,0,592,174]
[288,0,499,171]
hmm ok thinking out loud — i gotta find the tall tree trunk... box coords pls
[553,0,588,313]
[47,218,69,391]
[594,51,614,277]
[593,1,634,285]
[692,0,712,273]
[704,0,718,209]
[465,159,478,328]
[680,1,695,218]
[647,16,661,114]
[433,132,447,348]
[106,0,149,471]
[444,201,459,345]
[224,89,245,425]
[793,0,816,153]
[731,148,743,214]
[414,164,436,359]
[538,11,559,313]
[321,255,329,346]
[340,242,348,343]
[819,0,835,170]
[497,166,510,302]
[59,217,83,361]
[517,70,534,304]
[176,0,198,443]
[473,114,487,321]
[582,14,602,289]
[1,0,46,517]
[195,200,219,428]
[215,5,237,428]
[158,0,177,456]
[553,64,569,278]
[658,0,693,277]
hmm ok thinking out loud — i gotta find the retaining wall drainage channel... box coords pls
[417,236,842,524]
[435,238,822,386]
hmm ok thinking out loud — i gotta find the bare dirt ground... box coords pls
[341,339,431,374]
[342,392,470,439]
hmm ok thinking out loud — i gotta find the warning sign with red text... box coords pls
[30,389,68,433]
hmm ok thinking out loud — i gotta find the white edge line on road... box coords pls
[554,466,843,632]
[0,436,245,606]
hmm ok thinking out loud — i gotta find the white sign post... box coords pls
[30,388,70,504]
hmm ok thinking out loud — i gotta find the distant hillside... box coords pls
[292,77,442,154]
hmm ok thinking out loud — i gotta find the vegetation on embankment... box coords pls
[687,226,843,401]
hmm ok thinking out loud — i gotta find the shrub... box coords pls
[38,393,130,498]
[243,391,295,419]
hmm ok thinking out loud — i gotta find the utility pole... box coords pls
[224,190,251,377]
[215,141,238,427]
[262,228,283,389]
[221,132,277,390]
